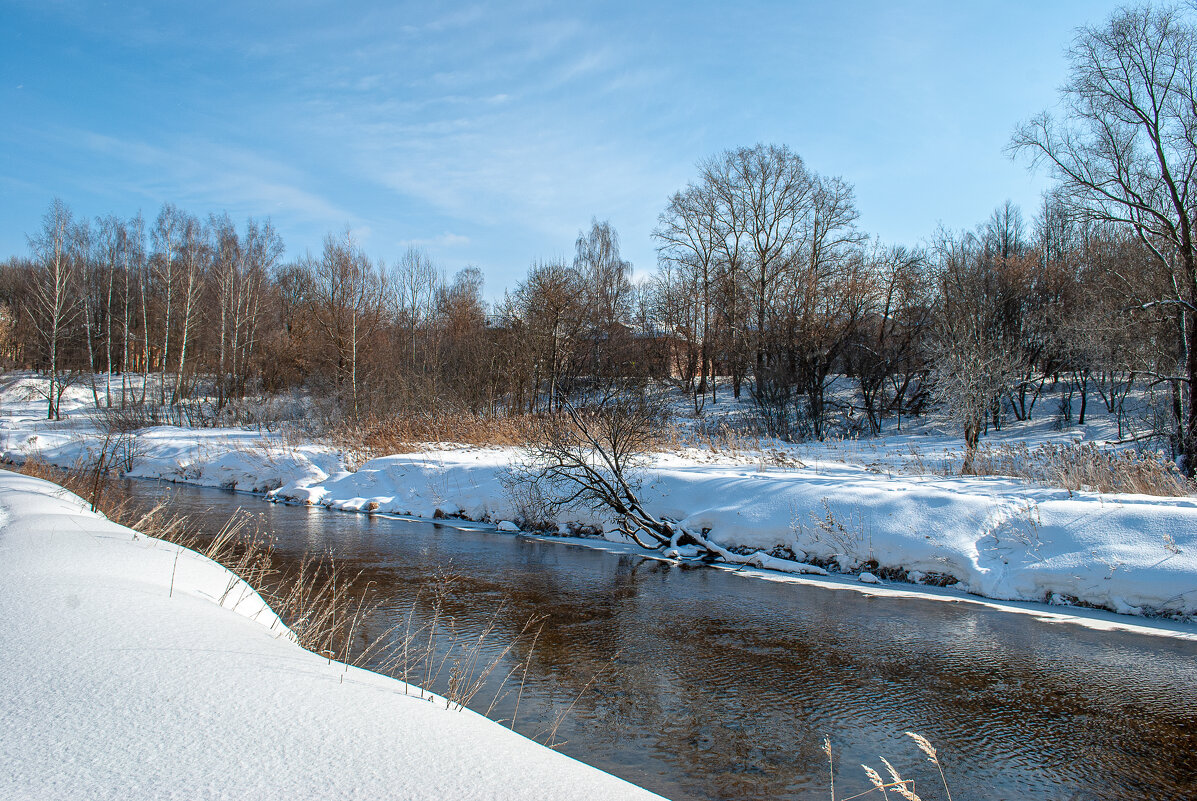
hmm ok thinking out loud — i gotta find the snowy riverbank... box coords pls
[2,375,1196,626]
[0,469,665,800]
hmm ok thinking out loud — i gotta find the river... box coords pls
[116,478,1197,801]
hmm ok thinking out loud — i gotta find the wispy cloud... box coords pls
[403,232,471,249]
[285,7,676,244]
[71,129,355,227]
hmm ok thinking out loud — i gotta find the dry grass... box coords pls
[334,409,695,460]
[18,455,374,661]
[154,515,553,715]
[678,419,768,453]
[314,406,802,473]
[329,411,536,459]
[655,419,805,468]
[14,456,110,509]
[359,569,548,715]
[14,458,561,717]
[825,731,953,801]
[965,440,1196,496]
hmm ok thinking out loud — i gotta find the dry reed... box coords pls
[332,409,693,461]
[824,731,953,801]
[965,440,1195,496]
[13,458,600,733]
[330,411,534,458]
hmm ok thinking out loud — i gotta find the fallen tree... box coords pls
[510,392,827,575]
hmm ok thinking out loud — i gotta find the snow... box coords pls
[0,469,665,800]
[2,373,1196,629]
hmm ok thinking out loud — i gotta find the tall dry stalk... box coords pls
[17,461,593,737]
[966,441,1195,495]
[824,732,952,801]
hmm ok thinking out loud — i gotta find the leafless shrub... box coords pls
[510,393,828,575]
[499,471,558,532]
[803,499,872,561]
[95,404,160,433]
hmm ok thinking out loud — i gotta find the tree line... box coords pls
[1,4,1194,472]
[0,202,656,425]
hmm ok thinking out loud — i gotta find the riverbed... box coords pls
[117,478,1197,801]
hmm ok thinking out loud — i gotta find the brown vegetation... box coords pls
[965,441,1197,496]
[11,458,597,730]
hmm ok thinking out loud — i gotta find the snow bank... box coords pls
[262,449,1197,618]
[2,373,1195,623]
[0,470,663,800]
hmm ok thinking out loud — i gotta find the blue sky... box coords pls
[2,0,1128,296]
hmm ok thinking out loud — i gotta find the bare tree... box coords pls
[701,150,752,397]
[393,246,442,371]
[516,391,668,546]
[1011,3,1197,471]
[786,174,867,439]
[151,203,185,406]
[433,267,495,413]
[508,259,588,412]
[574,219,634,381]
[575,219,632,331]
[646,260,704,406]
[854,244,930,433]
[170,212,206,405]
[930,228,1026,471]
[705,144,814,380]
[211,215,282,407]
[27,199,83,419]
[93,216,129,407]
[303,230,387,419]
[655,184,723,407]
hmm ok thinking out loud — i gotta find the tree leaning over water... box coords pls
[1011,3,1197,473]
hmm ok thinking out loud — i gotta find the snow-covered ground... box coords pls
[2,373,1196,627]
[0,468,665,800]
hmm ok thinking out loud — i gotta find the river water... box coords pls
[117,478,1197,801]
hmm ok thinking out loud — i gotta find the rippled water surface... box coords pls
[118,479,1197,801]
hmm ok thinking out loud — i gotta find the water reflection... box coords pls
[119,479,1197,801]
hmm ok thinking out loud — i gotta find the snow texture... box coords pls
[0,469,664,800]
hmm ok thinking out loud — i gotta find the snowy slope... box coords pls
[0,470,664,800]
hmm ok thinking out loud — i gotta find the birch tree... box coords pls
[170,212,206,405]
[27,199,82,419]
[152,203,184,406]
